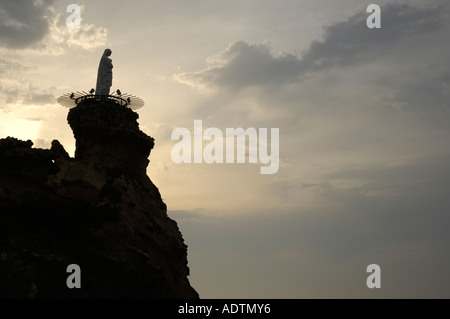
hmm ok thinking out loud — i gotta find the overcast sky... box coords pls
[1,0,450,298]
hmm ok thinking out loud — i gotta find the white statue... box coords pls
[96,49,113,96]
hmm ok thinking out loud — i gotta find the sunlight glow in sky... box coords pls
[1,0,450,298]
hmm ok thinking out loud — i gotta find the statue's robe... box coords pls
[96,49,113,95]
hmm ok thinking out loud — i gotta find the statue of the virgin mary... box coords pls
[95,48,113,96]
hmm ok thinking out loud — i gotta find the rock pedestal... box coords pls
[0,100,199,299]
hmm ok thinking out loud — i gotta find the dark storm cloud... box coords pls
[380,68,450,112]
[300,3,446,71]
[177,41,302,89]
[176,3,447,90]
[0,0,55,48]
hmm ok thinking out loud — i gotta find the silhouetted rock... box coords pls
[0,100,198,299]
[68,99,154,179]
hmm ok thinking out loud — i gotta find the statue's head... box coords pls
[104,48,112,56]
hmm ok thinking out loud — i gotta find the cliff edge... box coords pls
[0,99,199,299]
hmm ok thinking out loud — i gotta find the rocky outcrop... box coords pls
[0,99,199,299]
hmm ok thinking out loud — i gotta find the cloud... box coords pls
[175,41,298,90]
[0,0,55,49]
[0,58,34,75]
[48,10,108,51]
[1,85,55,109]
[0,3,106,109]
[0,1,107,52]
[168,0,450,295]
[172,154,450,259]
[299,3,446,71]
[172,165,450,297]
[175,3,448,91]
[24,92,55,105]
[174,41,302,91]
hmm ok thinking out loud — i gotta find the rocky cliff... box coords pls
[0,99,199,299]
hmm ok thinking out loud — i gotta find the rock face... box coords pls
[0,99,199,299]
